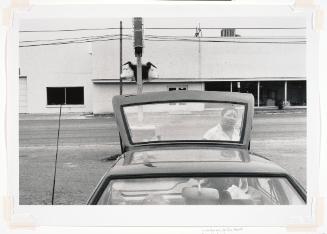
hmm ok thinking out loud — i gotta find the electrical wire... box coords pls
[20,33,306,44]
[144,27,306,30]
[20,38,306,47]
[20,34,124,43]
[143,35,306,43]
[20,34,305,47]
[145,34,306,40]
[144,38,306,44]
[20,27,129,32]
[19,36,132,47]
[19,26,306,33]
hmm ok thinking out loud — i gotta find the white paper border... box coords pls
[2,1,323,229]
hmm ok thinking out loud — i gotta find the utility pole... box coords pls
[119,21,123,95]
[133,17,143,95]
[136,56,142,94]
[284,81,288,103]
[133,17,144,122]
[195,23,202,79]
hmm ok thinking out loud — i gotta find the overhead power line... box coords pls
[144,35,306,43]
[20,37,306,47]
[19,26,306,33]
[20,27,128,32]
[20,34,124,43]
[19,36,132,47]
[144,38,306,44]
[145,34,306,40]
[20,33,306,44]
[145,27,306,30]
[20,33,306,47]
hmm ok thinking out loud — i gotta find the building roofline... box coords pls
[92,77,306,84]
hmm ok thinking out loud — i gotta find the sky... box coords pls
[19,16,306,44]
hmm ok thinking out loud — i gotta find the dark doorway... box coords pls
[288,81,306,106]
[205,82,230,92]
[240,81,258,106]
[260,81,284,106]
[230,81,258,106]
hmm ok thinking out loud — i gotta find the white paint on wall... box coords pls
[20,43,93,113]
[92,38,305,80]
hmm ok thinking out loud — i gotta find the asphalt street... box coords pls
[19,111,306,205]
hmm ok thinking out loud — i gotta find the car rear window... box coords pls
[97,177,305,205]
[123,101,246,144]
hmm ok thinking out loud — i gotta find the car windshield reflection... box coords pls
[123,102,245,144]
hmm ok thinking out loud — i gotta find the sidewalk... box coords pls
[20,107,306,120]
[19,112,104,120]
[254,106,306,114]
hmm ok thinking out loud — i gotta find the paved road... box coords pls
[19,112,306,205]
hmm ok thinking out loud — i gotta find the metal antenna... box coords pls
[119,21,123,95]
[51,104,62,205]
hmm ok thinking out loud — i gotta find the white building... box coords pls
[19,17,306,114]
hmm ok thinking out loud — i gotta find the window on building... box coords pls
[239,81,258,106]
[205,82,231,92]
[259,81,284,107]
[204,82,231,108]
[221,28,240,37]
[287,81,306,106]
[47,87,84,105]
[168,85,188,91]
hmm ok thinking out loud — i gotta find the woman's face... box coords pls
[221,109,238,128]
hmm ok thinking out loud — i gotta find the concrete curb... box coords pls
[19,113,103,120]
[19,108,306,120]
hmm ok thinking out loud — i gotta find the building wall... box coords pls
[20,43,93,113]
[92,38,306,80]
[92,82,203,114]
[19,17,306,113]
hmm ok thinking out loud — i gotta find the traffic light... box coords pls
[133,17,143,57]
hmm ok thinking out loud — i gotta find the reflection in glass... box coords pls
[123,102,245,143]
[97,177,305,205]
[130,149,242,164]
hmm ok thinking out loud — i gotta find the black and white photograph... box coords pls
[1,1,326,231]
[19,15,307,206]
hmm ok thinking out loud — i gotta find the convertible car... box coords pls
[87,91,306,205]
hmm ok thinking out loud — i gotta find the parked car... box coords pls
[87,91,306,205]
